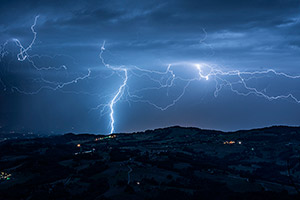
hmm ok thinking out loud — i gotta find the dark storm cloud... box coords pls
[0,0,300,133]
[2,0,299,55]
[1,0,299,30]
[1,0,299,67]
[30,0,299,69]
[45,0,299,29]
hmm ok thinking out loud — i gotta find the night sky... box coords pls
[0,0,300,134]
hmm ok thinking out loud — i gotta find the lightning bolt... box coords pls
[1,16,300,134]
[98,42,129,134]
[194,64,300,103]
[97,40,300,133]
[109,69,128,134]
[13,15,39,62]
[11,69,91,95]
[0,15,91,95]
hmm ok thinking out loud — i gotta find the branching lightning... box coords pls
[98,42,128,134]
[196,65,300,103]
[1,16,300,134]
[13,15,39,62]
[97,42,300,133]
[0,15,91,95]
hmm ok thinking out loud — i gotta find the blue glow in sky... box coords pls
[0,0,300,134]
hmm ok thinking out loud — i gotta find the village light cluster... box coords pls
[0,172,11,181]
[223,141,242,145]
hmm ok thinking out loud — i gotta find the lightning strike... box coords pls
[109,69,128,134]
[99,41,129,134]
[1,16,300,134]
[98,41,300,133]
[0,16,92,95]
[13,15,39,62]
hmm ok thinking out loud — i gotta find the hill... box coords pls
[0,126,300,199]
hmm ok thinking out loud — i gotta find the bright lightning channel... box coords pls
[98,43,300,134]
[99,42,128,134]
[1,16,300,134]
[13,15,39,62]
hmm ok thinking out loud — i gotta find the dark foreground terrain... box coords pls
[1,126,300,200]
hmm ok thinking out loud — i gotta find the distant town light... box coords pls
[223,141,235,145]
[95,134,117,141]
[0,172,12,181]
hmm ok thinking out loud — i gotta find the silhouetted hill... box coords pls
[0,126,300,199]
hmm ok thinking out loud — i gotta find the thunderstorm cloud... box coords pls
[0,0,300,133]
